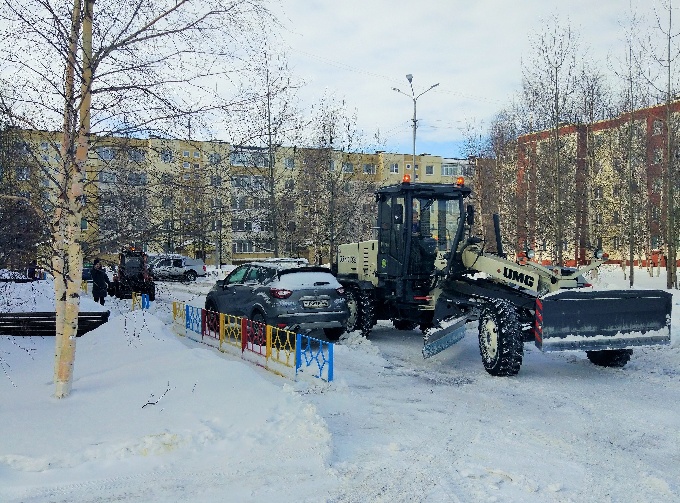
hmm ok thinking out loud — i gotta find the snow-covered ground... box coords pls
[1,265,679,502]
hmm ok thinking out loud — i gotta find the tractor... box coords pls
[109,247,156,301]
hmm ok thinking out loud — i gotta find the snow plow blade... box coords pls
[422,316,469,358]
[534,290,672,352]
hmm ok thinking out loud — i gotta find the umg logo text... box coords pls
[502,267,535,288]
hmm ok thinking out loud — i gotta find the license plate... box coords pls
[302,299,329,308]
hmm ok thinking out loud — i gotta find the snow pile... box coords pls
[1,310,334,502]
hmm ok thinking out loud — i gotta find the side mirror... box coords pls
[393,203,404,225]
[466,205,475,226]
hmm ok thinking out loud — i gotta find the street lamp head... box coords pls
[406,74,413,83]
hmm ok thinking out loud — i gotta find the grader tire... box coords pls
[478,299,523,376]
[345,286,374,337]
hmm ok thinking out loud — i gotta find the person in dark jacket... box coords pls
[91,259,111,306]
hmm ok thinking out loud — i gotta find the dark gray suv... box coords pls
[204,259,349,340]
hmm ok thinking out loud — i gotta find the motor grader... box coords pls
[333,175,672,376]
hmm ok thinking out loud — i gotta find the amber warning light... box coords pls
[402,174,411,183]
[455,176,465,186]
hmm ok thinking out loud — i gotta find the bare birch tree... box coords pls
[0,0,271,397]
[523,17,580,265]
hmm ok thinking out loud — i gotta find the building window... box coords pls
[208,152,221,165]
[414,164,419,171]
[232,196,247,210]
[161,149,174,163]
[654,148,663,164]
[425,165,434,175]
[97,147,115,161]
[161,173,172,184]
[16,166,30,181]
[211,198,222,208]
[40,142,49,150]
[652,235,661,249]
[613,211,620,224]
[183,161,190,169]
[653,178,663,193]
[183,173,190,180]
[284,157,295,169]
[128,148,145,162]
[652,205,661,221]
[193,151,200,158]
[593,186,603,200]
[81,218,88,230]
[595,213,603,224]
[329,160,336,171]
[193,163,200,169]
[390,163,399,174]
[162,196,173,208]
[613,236,620,249]
[342,162,354,173]
[406,163,411,170]
[41,154,50,163]
[442,163,460,176]
[285,179,295,190]
[183,150,190,157]
[363,163,376,174]
[99,171,116,183]
[653,119,663,136]
[233,240,254,253]
[127,172,147,185]
[210,176,222,187]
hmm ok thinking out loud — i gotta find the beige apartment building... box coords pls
[0,127,473,266]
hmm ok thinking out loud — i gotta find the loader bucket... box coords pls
[533,289,672,352]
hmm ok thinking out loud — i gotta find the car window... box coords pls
[258,267,275,284]
[245,267,260,283]
[226,266,249,285]
[276,271,340,289]
[158,259,170,267]
[173,259,183,267]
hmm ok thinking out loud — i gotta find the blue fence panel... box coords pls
[186,305,202,334]
[296,333,334,382]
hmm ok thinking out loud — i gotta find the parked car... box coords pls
[149,255,206,282]
[204,259,349,340]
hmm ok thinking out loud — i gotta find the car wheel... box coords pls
[185,270,197,282]
[250,311,267,346]
[323,327,345,341]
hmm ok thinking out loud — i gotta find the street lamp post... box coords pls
[393,74,439,176]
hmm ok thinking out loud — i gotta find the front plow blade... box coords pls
[534,290,672,352]
[422,316,469,358]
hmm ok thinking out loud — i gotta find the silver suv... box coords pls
[149,255,206,282]
[204,259,349,340]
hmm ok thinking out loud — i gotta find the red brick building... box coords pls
[515,100,679,266]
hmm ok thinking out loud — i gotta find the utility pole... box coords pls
[392,74,439,178]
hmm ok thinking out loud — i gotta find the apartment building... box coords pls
[516,100,680,265]
[0,127,468,266]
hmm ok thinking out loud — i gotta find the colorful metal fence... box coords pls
[172,303,334,382]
